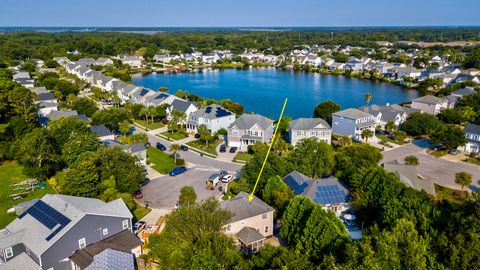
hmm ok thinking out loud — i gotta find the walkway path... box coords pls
[140,208,172,225]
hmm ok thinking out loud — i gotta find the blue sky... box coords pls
[1,0,479,27]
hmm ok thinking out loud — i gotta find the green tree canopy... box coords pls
[313,100,340,124]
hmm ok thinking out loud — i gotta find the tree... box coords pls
[463,47,480,69]
[247,245,312,270]
[7,85,37,122]
[338,136,352,148]
[280,196,315,246]
[91,107,131,132]
[429,124,466,149]
[179,186,197,206]
[393,130,407,142]
[170,144,181,163]
[361,129,374,143]
[288,138,335,178]
[262,176,294,216]
[62,131,99,166]
[334,144,382,180]
[455,172,472,197]
[402,112,439,136]
[48,116,90,149]
[404,155,419,166]
[385,120,397,134]
[20,60,36,73]
[273,136,289,156]
[157,86,169,92]
[63,158,101,198]
[71,97,98,117]
[313,100,340,124]
[364,92,372,105]
[119,120,131,136]
[197,124,211,146]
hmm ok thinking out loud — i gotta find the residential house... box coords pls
[288,118,332,146]
[0,194,136,270]
[383,161,436,196]
[332,108,376,141]
[119,56,143,68]
[202,53,221,64]
[220,192,274,255]
[90,124,115,142]
[227,114,274,151]
[187,104,236,134]
[410,95,448,115]
[452,74,480,84]
[358,104,420,128]
[345,57,363,71]
[39,110,80,127]
[300,54,322,66]
[463,123,480,154]
[53,57,70,67]
[388,67,422,80]
[450,87,476,98]
[77,58,96,67]
[153,54,180,63]
[462,68,480,76]
[103,140,147,166]
[328,62,346,71]
[166,99,198,122]
[95,57,113,66]
[35,92,58,116]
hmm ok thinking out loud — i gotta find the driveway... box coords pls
[382,140,480,190]
[133,125,243,172]
[139,166,229,209]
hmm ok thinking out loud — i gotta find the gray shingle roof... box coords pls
[46,110,78,121]
[170,99,197,113]
[413,95,443,105]
[220,192,274,223]
[37,92,57,101]
[451,87,476,97]
[0,252,40,270]
[90,125,113,137]
[465,123,480,135]
[333,108,372,119]
[2,195,131,256]
[289,118,331,131]
[236,227,266,245]
[229,114,273,131]
[85,249,135,270]
[191,104,234,120]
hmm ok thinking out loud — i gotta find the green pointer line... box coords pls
[248,97,288,202]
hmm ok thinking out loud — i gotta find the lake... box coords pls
[132,68,419,119]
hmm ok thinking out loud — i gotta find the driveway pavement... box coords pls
[382,140,480,190]
[139,166,229,209]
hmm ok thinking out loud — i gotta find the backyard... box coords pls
[147,148,179,174]
[0,161,55,228]
[186,139,222,156]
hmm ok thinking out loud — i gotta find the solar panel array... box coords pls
[215,107,232,117]
[139,88,149,96]
[314,185,347,205]
[205,106,212,113]
[155,93,168,100]
[19,200,71,241]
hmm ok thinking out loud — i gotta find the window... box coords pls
[102,228,108,236]
[262,213,267,220]
[122,219,129,230]
[5,247,13,258]
[78,238,86,249]
[264,226,269,234]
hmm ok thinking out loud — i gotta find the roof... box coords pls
[236,227,266,245]
[45,110,78,121]
[289,118,331,131]
[283,171,350,205]
[1,194,132,256]
[451,87,476,97]
[412,95,443,105]
[191,104,234,120]
[36,92,56,101]
[90,125,113,137]
[85,249,135,270]
[0,252,40,270]
[122,143,146,154]
[333,108,373,119]
[170,99,197,113]
[70,230,141,269]
[465,123,480,136]
[383,161,436,196]
[220,192,274,223]
[229,114,273,131]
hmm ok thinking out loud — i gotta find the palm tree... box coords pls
[140,107,149,123]
[361,129,374,143]
[455,172,472,198]
[338,136,352,148]
[170,144,181,163]
[385,121,397,135]
[119,121,131,137]
[148,106,157,123]
[364,92,372,105]
[404,155,419,166]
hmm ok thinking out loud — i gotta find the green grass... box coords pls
[135,120,164,130]
[147,148,178,174]
[186,139,221,156]
[465,157,480,166]
[132,205,151,223]
[427,149,449,158]
[160,130,188,141]
[376,135,407,145]
[435,184,466,204]
[0,161,55,228]
[234,152,253,162]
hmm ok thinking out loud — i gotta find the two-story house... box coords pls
[332,108,376,141]
[220,192,274,255]
[166,99,198,122]
[102,140,147,166]
[288,118,332,146]
[90,124,115,142]
[0,194,138,270]
[463,123,480,154]
[410,95,448,115]
[187,104,236,134]
[358,104,420,129]
[227,114,274,151]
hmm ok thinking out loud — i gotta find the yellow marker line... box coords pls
[248,98,288,202]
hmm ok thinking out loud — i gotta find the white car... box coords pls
[221,174,233,183]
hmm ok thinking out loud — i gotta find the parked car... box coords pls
[207,174,220,189]
[194,133,200,139]
[229,147,237,153]
[144,142,151,148]
[221,174,233,183]
[181,145,189,151]
[169,167,187,176]
[134,189,143,199]
[449,149,460,155]
[156,142,166,151]
[219,145,226,153]
[140,177,150,187]
[133,221,147,234]
[219,170,228,177]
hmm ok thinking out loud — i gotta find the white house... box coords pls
[187,104,235,134]
[227,114,274,151]
[288,118,332,146]
[463,123,480,154]
[119,56,143,68]
[332,108,376,141]
[410,95,448,115]
[166,99,198,122]
[358,104,420,128]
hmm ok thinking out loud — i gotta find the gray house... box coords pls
[102,140,147,165]
[0,194,135,270]
[227,114,274,151]
[90,125,115,142]
[288,118,332,146]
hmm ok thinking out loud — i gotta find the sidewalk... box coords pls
[147,127,168,135]
[140,208,172,225]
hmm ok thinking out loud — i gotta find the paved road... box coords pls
[139,167,228,209]
[133,126,243,172]
[382,140,480,189]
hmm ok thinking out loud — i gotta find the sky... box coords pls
[1,0,479,27]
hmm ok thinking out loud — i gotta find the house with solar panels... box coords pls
[283,171,351,216]
[187,104,236,134]
[0,194,138,270]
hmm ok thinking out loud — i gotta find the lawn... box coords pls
[0,161,55,228]
[465,157,480,166]
[376,135,407,145]
[160,130,188,141]
[132,204,151,223]
[135,120,164,130]
[435,184,467,204]
[427,149,449,158]
[147,148,178,174]
[234,152,254,163]
[186,139,221,156]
